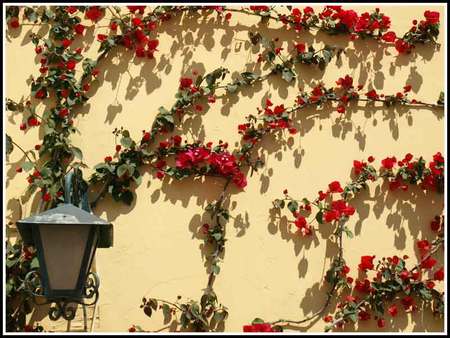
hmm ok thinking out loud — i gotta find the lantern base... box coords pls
[24,270,100,321]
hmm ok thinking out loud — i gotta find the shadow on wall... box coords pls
[5,6,444,333]
[267,178,444,332]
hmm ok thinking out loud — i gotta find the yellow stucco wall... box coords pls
[5,5,445,332]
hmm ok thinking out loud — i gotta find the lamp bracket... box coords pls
[23,270,100,321]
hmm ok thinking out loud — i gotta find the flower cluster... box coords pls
[323,249,444,331]
[155,139,248,189]
[273,152,445,240]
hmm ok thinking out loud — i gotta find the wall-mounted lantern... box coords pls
[16,170,113,321]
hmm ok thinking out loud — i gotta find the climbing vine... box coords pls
[5,5,444,333]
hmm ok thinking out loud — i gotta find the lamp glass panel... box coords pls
[39,224,91,290]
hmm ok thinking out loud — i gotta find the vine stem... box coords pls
[9,139,36,164]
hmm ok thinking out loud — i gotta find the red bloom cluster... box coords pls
[243,323,275,332]
[249,6,270,12]
[173,145,247,188]
[320,7,391,35]
[127,6,146,14]
[358,255,375,271]
[85,6,104,22]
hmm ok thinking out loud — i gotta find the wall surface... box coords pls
[5,5,446,333]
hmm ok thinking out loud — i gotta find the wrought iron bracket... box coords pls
[23,270,100,321]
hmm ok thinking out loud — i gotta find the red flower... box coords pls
[132,17,142,26]
[20,123,27,131]
[35,46,42,54]
[401,296,415,311]
[365,89,379,100]
[35,89,46,99]
[403,84,412,93]
[388,304,398,317]
[179,77,193,89]
[417,239,431,254]
[358,310,371,321]
[104,156,112,162]
[34,144,41,150]
[232,171,247,188]
[176,147,210,169]
[434,267,444,281]
[381,156,397,169]
[74,24,85,35]
[355,278,371,293]
[10,18,20,28]
[377,318,386,328]
[337,10,359,30]
[27,116,39,127]
[323,315,333,322]
[92,69,100,77]
[243,323,273,332]
[381,31,396,42]
[110,22,118,30]
[328,181,343,193]
[173,135,182,146]
[97,34,108,42]
[421,256,437,269]
[83,83,90,91]
[336,75,353,89]
[337,105,346,114]
[127,6,146,14]
[16,167,23,173]
[115,145,122,152]
[225,12,232,21]
[424,10,439,25]
[288,127,297,135]
[62,39,72,48]
[66,60,76,70]
[295,43,306,53]
[59,108,69,118]
[156,171,165,180]
[318,190,328,201]
[60,89,70,98]
[42,192,52,202]
[294,216,306,228]
[142,132,151,142]
[353,160,366,175]
[367,156,375,163]
[323,210,339,223]
[85,6,104,22]
[395,39,412,54]
[358,255,375,271]
[148,39,159,51]
[66,6,78,14]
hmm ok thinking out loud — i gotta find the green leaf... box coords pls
[30,257,40,269]
[71,146,83,161]
[121,190,133,205]
[6,134,14,155]
[117,164,128,178]
[315,211,324,224]
[212,310,228,322]
[212,264,220,275]
[21,161,34,172]
[226,83,238,93]
[437,91,444,105]
[162,303,172,320]
[281,68,295,83]
[120,137,133,148]
[287,200,298,213]
[143,305,152,317]
[343,227,353,238]
[241,72,258,84]
[252,318,265,324]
